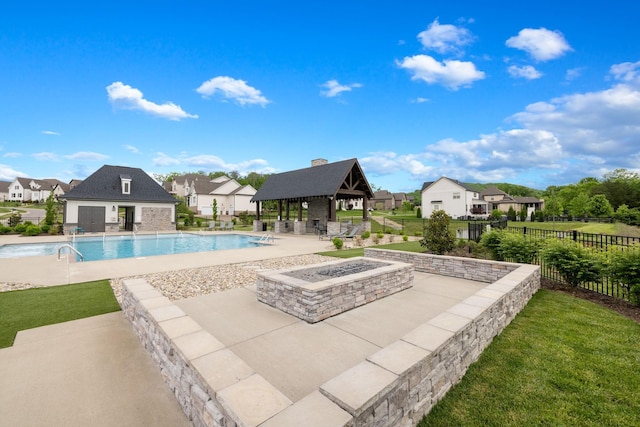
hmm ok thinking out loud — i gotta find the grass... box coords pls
[0,280,121,348]
[419,290,640,427]
[317,240,423,258]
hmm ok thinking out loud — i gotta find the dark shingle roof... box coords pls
[62,165,177,203]
[252,158,373,202]
[422,177,478,193]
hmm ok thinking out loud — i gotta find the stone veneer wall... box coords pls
[138,206,175,232]
[121,250,540,427]
[363,248,519,283]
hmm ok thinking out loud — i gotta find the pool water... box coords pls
[0,233,265,262]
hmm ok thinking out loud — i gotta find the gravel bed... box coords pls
[110,254,334,302]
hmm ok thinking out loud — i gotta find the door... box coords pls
[78,206,105,232]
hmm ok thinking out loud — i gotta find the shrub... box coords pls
[420,210,455,255]
[332,237,344,249]
[402,234,409,242]
[41,224,50,233]
[22,225,42,236]
[497,233,542,264]
[605,246,640,306]
[13,223,27,233]
[0,225,11,234]
[540,239,602,287]
[361,230,371,239]
[480,229,506,261]
[416,207,422,218]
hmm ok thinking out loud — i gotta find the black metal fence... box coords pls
[479,225,640,302]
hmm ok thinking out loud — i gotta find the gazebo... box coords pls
[250,158,374,235]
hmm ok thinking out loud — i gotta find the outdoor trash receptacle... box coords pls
[263,223,267,231]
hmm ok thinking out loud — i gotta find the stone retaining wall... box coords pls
[122,249,539,427]
[364,248,518,283]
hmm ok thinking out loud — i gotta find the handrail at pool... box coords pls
[57,244,84,262]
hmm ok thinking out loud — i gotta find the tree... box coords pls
[567,192,590,218]
[586,194,613,217]
[401,200,413,213]
[507,206,517,221]
[212,199,218,223]
[519,206,528,222]
[544,196,563,220]
[596,169,640,209]
[420,210,455,255]
[44,192,56,226]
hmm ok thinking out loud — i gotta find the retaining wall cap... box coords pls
[320,360,398,416]
[217,373,292,427]
[367,340,431,376]
[259,391,352,427]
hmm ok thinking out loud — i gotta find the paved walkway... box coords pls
[0,312,190,426]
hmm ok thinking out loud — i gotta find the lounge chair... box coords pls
[326,227,350,240]
[344,225,361,239]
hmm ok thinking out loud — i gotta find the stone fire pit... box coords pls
[256,257,414,323]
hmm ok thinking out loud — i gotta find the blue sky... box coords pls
[1,1,639,192]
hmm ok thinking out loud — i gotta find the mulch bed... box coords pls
[541,278,640,323]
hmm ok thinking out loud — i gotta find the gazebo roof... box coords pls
[251,158,373,202]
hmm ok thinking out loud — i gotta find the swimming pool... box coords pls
[0,233,266,262]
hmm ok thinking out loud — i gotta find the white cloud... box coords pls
[396,54,485,90]
[320,80,363,98]
[123,144,141,154]
[153,152,181,167]
[106,82,198,121]
[508,65,542,80]
[32,152,59,161]
[609,61,640,86]
[412,97,430,104]
[565,67,584,81]
[2,152,22,158]
[0,164,27,181]
[417,18,474,55]
[183,155,274,174]
[196,76,269,106]
[506,28,572,61]
[64,151,110,161]
[41,130,60,136]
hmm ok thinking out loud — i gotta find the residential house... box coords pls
[0,181,10,203]
[370,190,394,210]
[167,174,257,217]
[61,165,177,234]
[480,186,544,218]
[421,177,488,219]
[7,177,70,202]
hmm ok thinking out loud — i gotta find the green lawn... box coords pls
[419,290,640,427]
[0,280,121,348]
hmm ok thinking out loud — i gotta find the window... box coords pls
[453,192,460,199]
[120,174,132,195]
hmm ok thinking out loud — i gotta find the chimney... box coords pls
[311,158,328,167]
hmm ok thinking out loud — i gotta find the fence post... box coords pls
[523,226,527,236]
[572,230,578,241]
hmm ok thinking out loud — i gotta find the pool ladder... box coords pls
[57,244,84,262]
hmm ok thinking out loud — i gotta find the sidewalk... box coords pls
[0,312,190,426]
